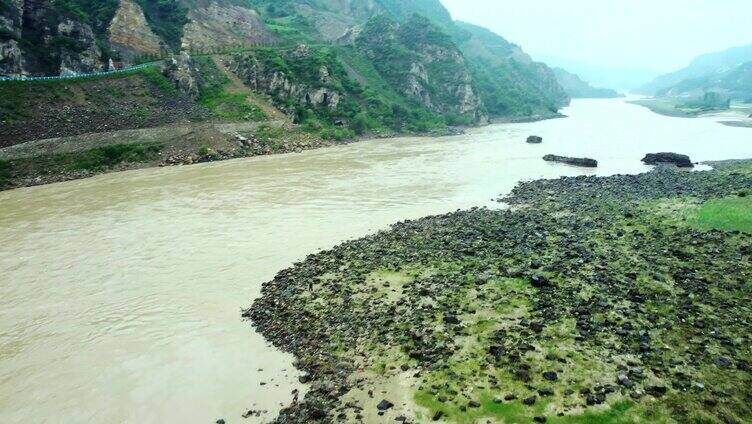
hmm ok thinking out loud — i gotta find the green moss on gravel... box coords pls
[249,161,752,423]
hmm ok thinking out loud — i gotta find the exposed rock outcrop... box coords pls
[0,2,23,76]
[642,153,694,168]
[356,14,485,122]
[228,46,342,116]
[543,154,598,168]
[57,19,103,75]
[162,52,202,99]
[108,0,164,64]
[181,4,274,51]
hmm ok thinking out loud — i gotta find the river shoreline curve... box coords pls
[249,159,752,423]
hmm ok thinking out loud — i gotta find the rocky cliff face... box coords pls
[108,0,164,63]
[162,51,202,99]
[0,0,111,76]
[181,3,275,51]
[0,0,23,75]
[228,45,342,117]
[57,18,104,75]
[356,14,485,121]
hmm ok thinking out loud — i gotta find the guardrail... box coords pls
[0,63,156,83]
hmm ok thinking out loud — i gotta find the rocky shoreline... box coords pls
[247,160,752,423]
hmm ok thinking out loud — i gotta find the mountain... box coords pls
[0,0,571,146]
[552,68,621,99]
[453,21,568,117]
[638,44,752,95]
[539,55,660,91]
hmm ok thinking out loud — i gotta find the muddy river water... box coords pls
[1,98,751,423]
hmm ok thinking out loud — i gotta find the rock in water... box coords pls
[543,155,598,168]
[527,135,543,144]
[641,153,694,168]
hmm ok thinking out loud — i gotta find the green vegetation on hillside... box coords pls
[193,56,266,121]
[455,22,569,117]
[235,44,459,137]
[136,0,189,50]
[54,0,120,36]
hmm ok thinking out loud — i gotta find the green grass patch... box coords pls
[415,391,661,424]
[139,65,176,93]
[200,91,267,121]
[193,56,267,121]
[689,196,752,233]
[64,143,163,171]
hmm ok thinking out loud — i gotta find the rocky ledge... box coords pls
[543,154,598,168]
[642,152,694,168]
[248,160,752,423]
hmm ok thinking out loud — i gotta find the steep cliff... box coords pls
[454,21,569,117]
[181,3,275,51]
[108,0,164,63]
[0,0,22,75]
[356,14,484,121]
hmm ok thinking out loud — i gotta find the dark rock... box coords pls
[444,314,461,325]
[432,411,444,421]
[489,345,506,359]
[543,371,558,381]
[646,386,668,398]
[642,152,693,168]
[527,135,543,144]
[530,275,551,288]
[617,374,634,388]
[468,400,481,408]
[534,417,547,423]
[538,388,554,397]
[543,154,598,168]
[716,357,733,368]
[523,396,537,405]
[377,399,394,411]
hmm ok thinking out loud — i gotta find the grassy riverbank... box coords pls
[630,99,752,121]
[249,160,752,423]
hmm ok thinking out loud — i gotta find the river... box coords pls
[1,98,750,423]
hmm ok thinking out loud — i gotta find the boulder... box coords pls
[641,153,693,168]
[376,399,394,411]
[527,135,543,144]
[543,155,598,168]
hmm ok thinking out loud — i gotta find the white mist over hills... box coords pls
[441,0,752,88]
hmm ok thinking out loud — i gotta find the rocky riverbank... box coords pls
[0,122,337,191]
[248,160,752,423]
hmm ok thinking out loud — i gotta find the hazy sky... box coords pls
[440,0,752,72]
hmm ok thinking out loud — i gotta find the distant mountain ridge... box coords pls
[552,68,621,99]
[638,44,752,96]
